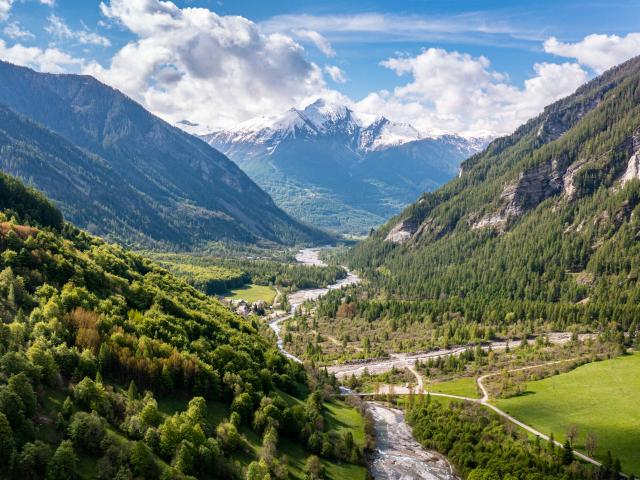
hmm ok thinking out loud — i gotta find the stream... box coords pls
[268,248,460,480]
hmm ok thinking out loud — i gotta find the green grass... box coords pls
[324,400,365,448]
[496,354,640,476]
[321,400,367,480]
[426,376,480,398]
[224,283,276,303]
[322,460,367,480]
[279,436,367,480]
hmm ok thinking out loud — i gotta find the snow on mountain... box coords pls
[358,117,434,152]
[202,98,488,156]
[199,98,492,235]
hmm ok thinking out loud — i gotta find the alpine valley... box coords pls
[201,99,489,234]
[0,61,330,249]
[0,2,639,480]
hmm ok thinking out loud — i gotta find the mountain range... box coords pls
[348,54,640,323]
[0,60,329,248]
[201,100,489,234]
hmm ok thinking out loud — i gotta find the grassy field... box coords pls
[496,353,640,476]
[224,283,276,303]
[426,377,479,398]
[324,400,366,447]
[323,400,367,480]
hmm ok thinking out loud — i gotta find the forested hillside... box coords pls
[0,61,330,248]
[345,55,640,333]
[0,172,364,479]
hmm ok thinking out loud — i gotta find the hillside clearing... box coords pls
[225,284,277,303]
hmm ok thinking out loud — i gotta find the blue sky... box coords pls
[1,0,639,135]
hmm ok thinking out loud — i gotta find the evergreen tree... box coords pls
[46,440,78,480]
[561,439,573,465]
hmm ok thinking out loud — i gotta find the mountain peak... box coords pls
[298,99,354,131]
[203,99,490,158]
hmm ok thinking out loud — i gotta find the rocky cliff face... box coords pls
[385,219,418,244]
[473,159,563,230]
[621,130,640,185]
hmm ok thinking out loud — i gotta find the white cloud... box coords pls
[356,48,588,136]
[3,21,34,40]
[263,12,541,44]
[324,65,346,83]
[45,14,111,47]
[544,33,640,73]
[0,0,54,22]
[0,0,14,21]
[293,29,334,56]
[0,38,84,72]
[88,0,340,130]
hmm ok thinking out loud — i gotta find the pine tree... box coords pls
[128,380,138,401]
[46,440,77,480]
[561,439,573,465]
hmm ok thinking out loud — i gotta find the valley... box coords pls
[203,100,488,234]
[0,3,638,479]
[263,247,462,478]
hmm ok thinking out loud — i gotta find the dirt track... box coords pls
[327,333,597,379]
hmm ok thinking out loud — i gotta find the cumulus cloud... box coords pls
[0,0,54,22]
[356,48,588,136]
[88,0,338,130]
[0,0,13,21]
[293,29,335,56]
[0,38,84,72]
[324,65,346,83]
[3,21,34,40]
[45,14,111,47]
[544,33,640,73]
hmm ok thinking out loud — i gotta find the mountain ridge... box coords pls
[0,60,330,248]
[346,54,640,321]
[202,99,489,234]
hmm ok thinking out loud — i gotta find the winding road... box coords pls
[348,357,609,472]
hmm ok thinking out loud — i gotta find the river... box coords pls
[268,247,360,363]
[268,247,460,480]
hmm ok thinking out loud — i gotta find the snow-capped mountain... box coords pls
[200,99,490,234]
[203,98,483,155]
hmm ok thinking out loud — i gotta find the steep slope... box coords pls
[0,172,363,479]
[202,99,486,234]
[0,60,328,248]
[348,56,640,326]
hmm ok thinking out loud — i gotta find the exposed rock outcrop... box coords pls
[562,157,589,200]
[473,159,563,230]
[620,130,640,185]
[385,219,417,244]
[536,92,604,144]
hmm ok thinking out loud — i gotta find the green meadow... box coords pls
[496,354,640,476]
[225,284,277,303]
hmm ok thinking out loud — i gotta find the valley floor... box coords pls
[496,353,640,476]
